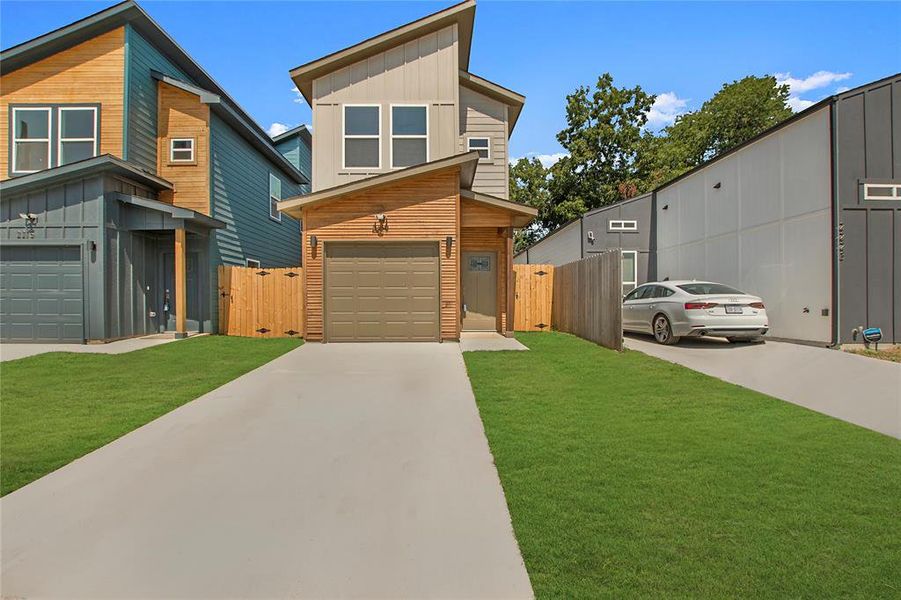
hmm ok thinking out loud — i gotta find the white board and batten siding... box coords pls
[458,85,509,198]
[515,219,582,266]
[311,24,461,191]
[655,107,833,343]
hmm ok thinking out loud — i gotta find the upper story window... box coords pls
[269,173,282,222]
[10,105,98,175]
[609,219,638,232]
[343,105,380,169]
[170,138,195,163]
[467,137,490,160]
[391,105,428,168]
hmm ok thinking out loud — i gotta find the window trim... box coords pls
[609,219,638,232]
[245,258,261,268]
[621,250,638,296]
[169,137,195,164]
[10,106,52,175]
[269,172,282,222]
[342,103,381,170]
[389,104,429,169]
[863,182,901,201]
[467,136,491,161]
[57,106,98,168]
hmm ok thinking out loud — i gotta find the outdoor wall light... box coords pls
[713,182,722,189]
[309,234,318,250]
[445,235,454,256]
[373,213,389,235]
[662,204,669,210]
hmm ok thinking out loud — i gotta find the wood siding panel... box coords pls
[302,168,460,341]
[461,225,510,332]
[458,86,508,198]
[1,27,125,179]
[311,25,459,190]
[157,83,210,215]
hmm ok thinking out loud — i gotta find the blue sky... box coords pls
[3,1,899,165]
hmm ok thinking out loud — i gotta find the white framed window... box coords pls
[11,107,52,174]
[169,138,195,163]
[390,104,428,168]
[269,173,282,222]
[621,250,638,296]
[245,258,261,268]
[609,220,638,232]
[57,106,98,166]
[467,137,490,160]
[863,183,901,201]
[343,104,381,169]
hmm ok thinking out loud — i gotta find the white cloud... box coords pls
[510,152,568,168]
[776,70,852,112]
[267,122,293,137]
[835,86,850,93]
[646,92,689,128]
[291,85,304,104]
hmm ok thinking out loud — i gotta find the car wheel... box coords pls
[653,314,679,345]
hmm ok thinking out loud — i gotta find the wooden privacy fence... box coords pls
[552,250,623,350]
[513,264,554,331]
[218,266,303,338]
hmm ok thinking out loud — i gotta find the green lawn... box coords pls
[464,332,901,599]
[1,336,301,496]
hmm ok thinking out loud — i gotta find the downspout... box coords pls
[829,101,840,348]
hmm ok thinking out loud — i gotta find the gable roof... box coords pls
[459,70,525,134]
[289,0,476,105]
[271,124,313,147]
[1,0,308,185]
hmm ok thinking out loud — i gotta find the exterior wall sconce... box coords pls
[713,182,722,189]
[373,213,389,235]
[587,231,595,243]
[309,235,318,251]
[662,204,669,210]
[445,235,454,256]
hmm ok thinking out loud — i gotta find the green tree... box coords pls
[509,157,551,251]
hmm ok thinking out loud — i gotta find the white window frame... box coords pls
[863,183,901,201]
[57,106,98,167]
[11,107,52,175]
[245,258,261,268]
[269,172,282,222]
[467,136,491,161]
[621,250,638,296]
[169,138,195,163]
[342,104,381,170]
[609,219,638,232]
[389,104,429,169]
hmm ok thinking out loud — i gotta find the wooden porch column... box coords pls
[174,226,187,338]
[506,226,515,337]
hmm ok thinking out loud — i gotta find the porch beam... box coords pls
[174,227,187,338]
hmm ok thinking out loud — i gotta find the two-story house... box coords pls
[0,0,311,343]
[278,0,537,342]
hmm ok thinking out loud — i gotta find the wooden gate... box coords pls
[513,264,554,331]
[218,266,303,337]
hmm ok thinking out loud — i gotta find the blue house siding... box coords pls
[124,25,192,172]
[274,136,312,194]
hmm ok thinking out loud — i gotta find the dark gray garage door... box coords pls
[0,245,84,342]
[325,242,440,342]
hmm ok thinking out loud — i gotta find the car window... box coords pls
[677,282,744,295]
[635,285,654,300]
[623,288,642,302]
[653,286,675,298]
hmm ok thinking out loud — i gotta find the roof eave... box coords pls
[0,154,173,196]
[459,70,525,134]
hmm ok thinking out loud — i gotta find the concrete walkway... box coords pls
[0,333,190,362]
[1,343,532,599]
[460,331,529,352]
[625,335,901,438]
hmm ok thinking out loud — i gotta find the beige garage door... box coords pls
[325,242,440,342]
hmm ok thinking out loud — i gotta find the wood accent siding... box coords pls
[0,27,125,179]
[458,86,508,198]
[311,25,460,190]
[461,225,511,332]
[157,82,210,215]
[302,168,460,341]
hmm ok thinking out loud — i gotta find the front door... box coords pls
[462,251,497,331]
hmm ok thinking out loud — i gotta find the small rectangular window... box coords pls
[609,220,638,232]
[170,138,195,163]
[11,107,51,174]
[863,183,901,201]
[344,105,380,169]
[269,173,282,221]
[391,105,427,168]
[467,137,490,160]
[245,258,261,268]
[58,107,98,166]
[622,250,638,296]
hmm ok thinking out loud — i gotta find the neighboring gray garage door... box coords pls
[0,245,84,343]
[325,242,440,342]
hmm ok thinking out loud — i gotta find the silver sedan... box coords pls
[623,280,768,345]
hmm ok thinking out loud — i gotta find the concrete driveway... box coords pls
[0,334,181,362]
[625,334,901,438]
[1,343,532,599]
